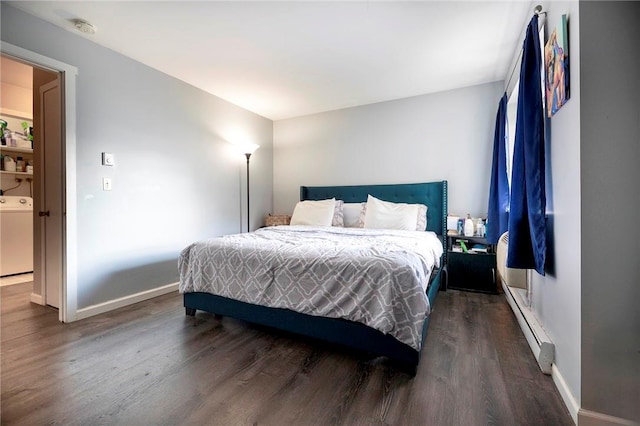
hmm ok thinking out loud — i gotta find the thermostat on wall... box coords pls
[102,152,115,166]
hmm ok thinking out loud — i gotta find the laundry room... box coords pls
[1,57,34,281]
[1,55,58,286]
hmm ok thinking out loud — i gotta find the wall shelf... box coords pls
[0,146,33,154]
[1,171,33,176]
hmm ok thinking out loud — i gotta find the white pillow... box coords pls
[342,202,365,228]
[363,195,420,231]
[333,200,344,227]
[290,198,336,226]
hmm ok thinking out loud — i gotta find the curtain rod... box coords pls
[505,4,547,94]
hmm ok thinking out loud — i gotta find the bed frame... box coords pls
[184,181,448,375]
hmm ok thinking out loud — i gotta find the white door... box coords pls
[39,79,63,309]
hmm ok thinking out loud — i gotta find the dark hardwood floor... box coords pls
[1,282,572,425]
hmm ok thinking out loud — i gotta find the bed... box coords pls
[179,181,448,374]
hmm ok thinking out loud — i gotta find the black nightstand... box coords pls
[447,233,497,294]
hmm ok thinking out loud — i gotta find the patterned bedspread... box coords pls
[178,226,443,350]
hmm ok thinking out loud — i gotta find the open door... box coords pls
[3,42,78,322]
[37,78,63,309]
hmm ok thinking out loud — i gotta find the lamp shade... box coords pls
[238,143,259,156]
[244,143,260,155]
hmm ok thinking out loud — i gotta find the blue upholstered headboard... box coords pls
[300,181,448,238]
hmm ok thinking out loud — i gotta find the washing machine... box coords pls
[0,196,34,277]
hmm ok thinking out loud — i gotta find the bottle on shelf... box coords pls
[477,219,486,237]
[16,156,25,172]
[464,213,474,237]
[3,155,16,172]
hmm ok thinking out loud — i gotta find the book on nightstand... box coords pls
[470,244,488,253]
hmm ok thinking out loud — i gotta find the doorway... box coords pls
[1,55,62,310]
[1,41,78,322]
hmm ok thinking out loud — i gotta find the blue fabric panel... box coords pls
[301,181,447,237]
[487,93,510,244]
[507,15,547,275]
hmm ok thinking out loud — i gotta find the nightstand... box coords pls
[447,233,497,294]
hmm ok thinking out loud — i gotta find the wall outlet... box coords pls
[102,152,115,166]
[102,177,112,191]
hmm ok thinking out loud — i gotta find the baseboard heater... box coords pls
[497,233,554,374]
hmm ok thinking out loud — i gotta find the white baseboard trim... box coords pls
[502,281,554,374]
[76,282,179,321]
[551,363,579,425]
[30,292,44,305]
[578,409,639,426]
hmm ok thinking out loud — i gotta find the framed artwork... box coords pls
[544,14,570,117]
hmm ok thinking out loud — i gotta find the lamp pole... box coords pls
[245,152,251,232]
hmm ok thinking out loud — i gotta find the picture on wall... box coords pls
[544,14,570,117]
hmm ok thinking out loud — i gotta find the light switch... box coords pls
[102,177,112,191]
[102,152,115,166]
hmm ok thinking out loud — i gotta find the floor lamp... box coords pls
[243,144,259,232]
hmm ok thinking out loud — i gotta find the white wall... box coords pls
[527,0,583,416]
[1,4,273,309]
[579,2,640,423]
[274,82,503,217]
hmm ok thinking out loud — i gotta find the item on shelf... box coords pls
[447,215,460,231]
[16,156,25,172]
[464,214,474,237]
[476,219,486,237]
[0,120,7,146]
[457,218,464,235]
[12,134,30,149]
[3,155,16,172]
[20,122,33,142]
[470,244,488,253]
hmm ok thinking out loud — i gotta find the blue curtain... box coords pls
[507,14,546,275]
[487,93,509,245]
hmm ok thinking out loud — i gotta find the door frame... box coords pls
[1,41,78,323]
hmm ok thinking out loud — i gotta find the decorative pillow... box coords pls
[357,203,367,228]
[416,204,428,231]
[290,198,336,226]
[363,195,420,231]
[332,200,344,227]
[343,202,366,228]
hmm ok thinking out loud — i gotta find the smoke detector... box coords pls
[72,19,96,35]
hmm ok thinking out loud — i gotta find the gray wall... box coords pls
[529,0,582,411]
[273,82,504,217]
[1,4,273,309]
[579,1,640,422]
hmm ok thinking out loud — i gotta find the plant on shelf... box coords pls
[20,121,33,143]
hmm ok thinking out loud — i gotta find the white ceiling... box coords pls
[8,1,534,120]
